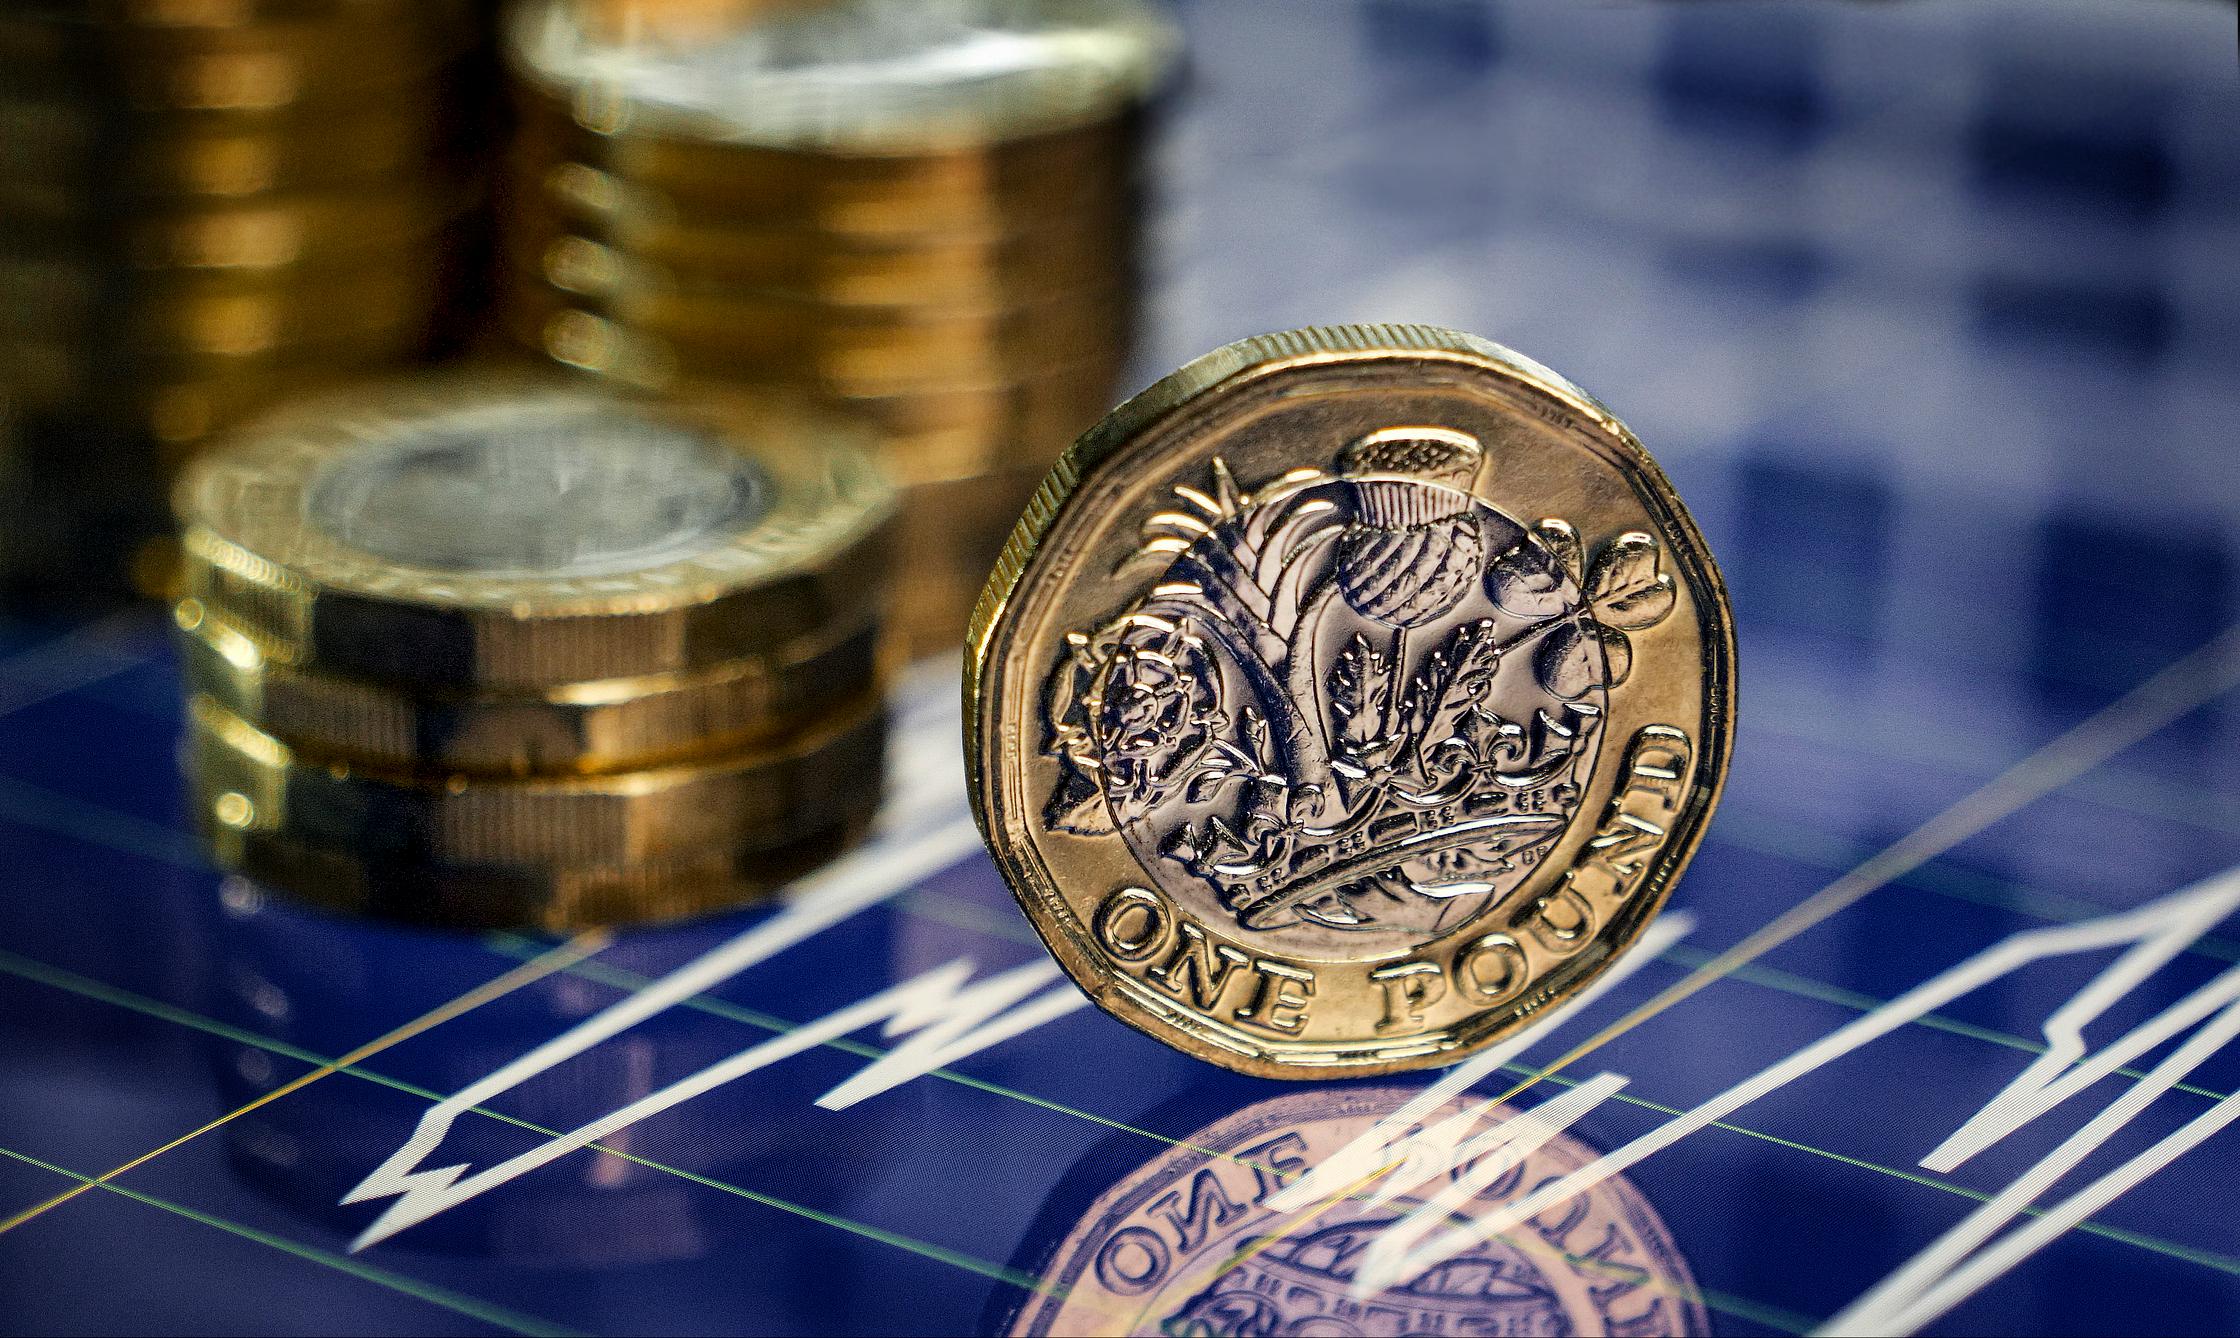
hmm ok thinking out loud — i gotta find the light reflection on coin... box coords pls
[1007,1086,1708,1337]
[510,0,1178,152]
[176,375,895,689]
[305,409,767,578]
[968,325,1735,1077]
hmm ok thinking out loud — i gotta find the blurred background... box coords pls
[3,0,2231,680]
[1,1,2237,1334]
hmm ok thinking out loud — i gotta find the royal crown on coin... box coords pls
[1043,431,1680,939]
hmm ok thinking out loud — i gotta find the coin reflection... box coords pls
[1008,1086,1706,1337]
[192,875,878,1272]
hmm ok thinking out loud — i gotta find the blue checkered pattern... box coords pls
[2,2,2237,1333]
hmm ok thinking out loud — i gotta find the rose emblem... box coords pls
[1044,617,1225,831]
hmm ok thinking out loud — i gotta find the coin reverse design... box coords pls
[1008,1086,1708,1336]
[968,325,1735,1077]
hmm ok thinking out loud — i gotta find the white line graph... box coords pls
[1369,863,2240,1335]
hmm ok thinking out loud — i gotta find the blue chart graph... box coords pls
[2,2,2237,1333]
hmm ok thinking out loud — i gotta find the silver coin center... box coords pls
[305,411,767,578]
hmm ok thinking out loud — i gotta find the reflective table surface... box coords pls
[3,1,2238,1333]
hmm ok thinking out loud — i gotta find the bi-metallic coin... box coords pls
[176,594,884,776]
[967,325,1736,1078]
[175,377,896,691]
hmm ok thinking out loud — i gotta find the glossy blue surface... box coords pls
[3,1,2238,1333]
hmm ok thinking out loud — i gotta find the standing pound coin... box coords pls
[967,324,1735,1077]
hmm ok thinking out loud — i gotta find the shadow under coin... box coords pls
[1003,1085,1706,1338]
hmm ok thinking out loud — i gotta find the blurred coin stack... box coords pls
[0,0,490,603]
[496,0,1178,656]
[172,378,896,929]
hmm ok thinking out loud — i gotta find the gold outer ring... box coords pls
[966,324,1738,1079]
[175,595,887,776]
[188,690,886,869]
[174,375,898,690]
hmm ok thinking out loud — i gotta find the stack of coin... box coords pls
[0,0,489,602]
[172,377,897,930]
[496,0,1178,656]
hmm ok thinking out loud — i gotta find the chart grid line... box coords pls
[470,927,2240,1279]
[0,611,162,722]
[5,867,2237,1317]
[0,755,2233,1280]
[1488,622,2240,1110]
[0,1144,580,1338]
[0,945,1064,1298]
[0,785,2231,1287]
[6,612,2236,840]
[0,944,1834,1334]
[0,626,2234,1326]
[0,933,611,1239]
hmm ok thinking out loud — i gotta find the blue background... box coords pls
[2,1,2237,1333]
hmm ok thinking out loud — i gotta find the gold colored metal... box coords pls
[206,813,873,931]
[864,389,1116,487]
[0,257,437,352]
[0,322,428,414]
[0,9,471,114]
[0,97,438,206]
[486,0,1166,670]
[0,3,480,607]
[515,291,1132,396]
[966,325,1736,1078]
[517,107,1142,237]
[0,354,398,445]
[8,0,444,35]
[175,594,886,775]
[505,0,1176,154]
[0,186,457,272]
[549,361,1122,486]
[814,365,1120,448]
[188,691,886,922]
[1,324,422,381]
[174,375,898,691]
[516,210,1136,310]
[888,466,1048,657]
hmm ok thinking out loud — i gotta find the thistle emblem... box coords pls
[1333,427,1486,626]
[1043,429,1676,947]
